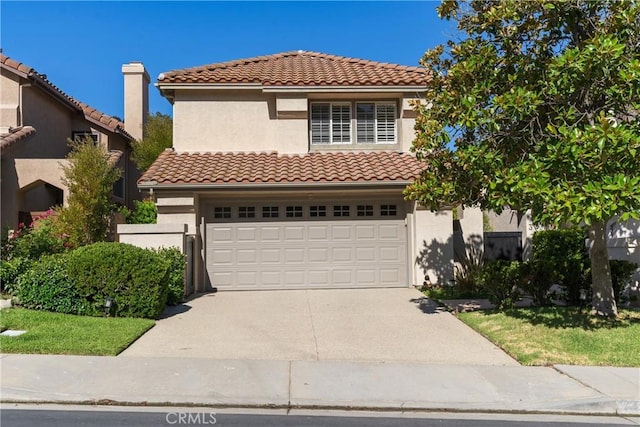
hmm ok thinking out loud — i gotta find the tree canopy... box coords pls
[406,0,640,316]
[131,112,173,171]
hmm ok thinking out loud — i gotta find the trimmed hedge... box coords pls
[155,247,186,305]
[17,242,171,319]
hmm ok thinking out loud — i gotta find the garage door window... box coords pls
[310,205,327,217]
[381,204,397,216]
[239,207,255,218]
[214,207,232,219]
[333,205,350,217]
[357,205,374,217]
[262,206,279,218]
[286,206,303,218]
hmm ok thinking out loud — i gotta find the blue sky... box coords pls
[1,1,455,119]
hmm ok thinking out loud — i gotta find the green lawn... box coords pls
[457,307,640,367]
[0,308,155,356]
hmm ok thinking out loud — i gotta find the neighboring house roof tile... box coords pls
[0,126,37,151]
[0,54,132,140]
[107,150,123,166]
[158,51,429,87]
[139,150,422,187]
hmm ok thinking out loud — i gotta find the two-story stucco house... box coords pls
[138,51,473,293]
[0,54,148,228]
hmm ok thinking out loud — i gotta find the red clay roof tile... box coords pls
[0,126,37,152]
[158,51,429,87]
[139,150,422,187]
[0,53,132,140]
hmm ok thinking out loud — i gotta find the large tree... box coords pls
[406,0,640,316]
[131,112,173,171]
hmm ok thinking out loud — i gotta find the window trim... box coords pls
[310,101,398,147]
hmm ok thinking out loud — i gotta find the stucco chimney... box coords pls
[122,62,150,141]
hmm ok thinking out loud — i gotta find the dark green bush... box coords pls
[64,243,169,318]
[0,257,32,294]
[610,259,639,303]
[16,243,170,319]
[531,228,590,305]
[155,247,186,305]
[479,260,523,310]
[519,259,555,306]
[16,255,88,314]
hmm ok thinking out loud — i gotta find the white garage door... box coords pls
[205,200,408,290]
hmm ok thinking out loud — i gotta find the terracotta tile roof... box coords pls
[0,54,132,140]
[0,126,37,151]
[139,150,422,187]
[158,51,429,87]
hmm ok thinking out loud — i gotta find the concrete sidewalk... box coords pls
[1,354,638,415]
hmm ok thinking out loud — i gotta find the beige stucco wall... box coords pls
[0,69,139,228]
[0,71,21,131]
[117,223,186,251]
[411,207,454,286]
[172,89,419,154]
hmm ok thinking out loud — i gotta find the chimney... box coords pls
[122,62,150,141]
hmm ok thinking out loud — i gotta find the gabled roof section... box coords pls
[157,51,429,87]
[0,126,37,152]
[0,54,132,140]
[139,150,422,188]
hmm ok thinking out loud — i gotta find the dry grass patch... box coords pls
[457,307,640,366]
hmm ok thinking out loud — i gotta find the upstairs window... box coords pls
[311,102,396,146]
[310,103,351,144]
[72,131,99,144]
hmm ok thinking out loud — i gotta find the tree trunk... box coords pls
[589,221,618,317]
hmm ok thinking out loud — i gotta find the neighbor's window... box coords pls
[72,131,99,144]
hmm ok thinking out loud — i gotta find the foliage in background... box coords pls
[17,243,171,319]
[519,259,555,307]
[120,199,157,224]
[405,0,640,317]
[479,260,523,310]
[155,247,186,305]
[610,260,639,303]
[56,137,121,247]
[530,229,591,305]
[453,241,485,296]
[131,112,173,171]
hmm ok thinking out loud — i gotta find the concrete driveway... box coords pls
[120,288,518,365]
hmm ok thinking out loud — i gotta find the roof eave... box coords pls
[138,180,412,191]
[155,82,426,93]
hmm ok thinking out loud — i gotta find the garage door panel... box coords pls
[206,218,407,290]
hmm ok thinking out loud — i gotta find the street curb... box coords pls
[1,398,636,417]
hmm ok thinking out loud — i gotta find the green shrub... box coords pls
[16,255,88,314]
[480,260,523,310]
[123,199,157,224]
[610,260,639,303]
[519,259,555,306]
[2,212,70,261]
[531,228,590,306]
[155,247,186,305]
[65,243,169,318]
[0,257,32,294]
[16,243,170,319]
[454,243,485,296]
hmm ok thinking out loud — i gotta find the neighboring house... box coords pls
[134,51,476,292]
[0,54,148,229]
